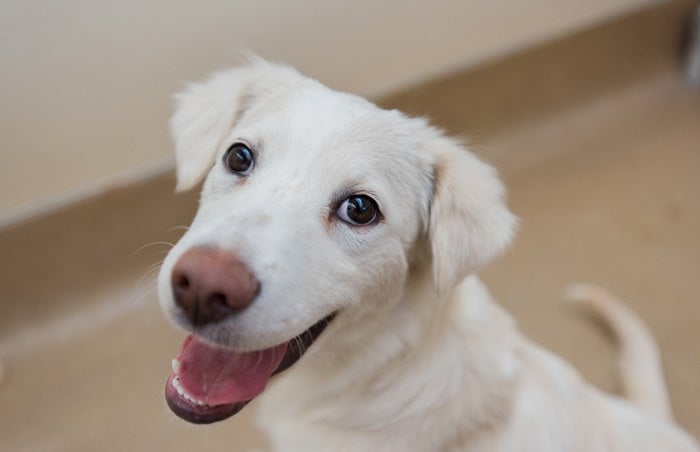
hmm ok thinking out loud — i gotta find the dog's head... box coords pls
[158,61,516,424]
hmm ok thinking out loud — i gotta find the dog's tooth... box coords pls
[172,376,204,405]
[174,380,185,396]
[171,358,181,375]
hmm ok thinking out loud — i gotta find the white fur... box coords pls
[158,61,699,451]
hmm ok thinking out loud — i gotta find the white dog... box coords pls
[157,61,698,451]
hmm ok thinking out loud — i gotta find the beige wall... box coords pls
[0,0,661,223]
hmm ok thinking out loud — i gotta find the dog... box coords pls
[157,60,699,451]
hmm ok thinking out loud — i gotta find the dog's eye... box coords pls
[223,143,254,174]
[337,195,379,226]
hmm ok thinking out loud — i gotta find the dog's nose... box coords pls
[171,247,260,326]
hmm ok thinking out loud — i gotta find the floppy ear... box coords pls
[170,69,248,191]
[428,137,517,294]
[169,62,291,191]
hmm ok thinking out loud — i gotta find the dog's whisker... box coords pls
[141,260,164,280]
[295,336,306,357]
[134,259,165,290]
[253,350,264,372]
[143,259,165,274]
[273,345,282,362]
[126,283,158,309]
[166,225,190,234]
[130,241,175,260]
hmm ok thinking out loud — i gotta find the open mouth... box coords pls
[165,314,334,424]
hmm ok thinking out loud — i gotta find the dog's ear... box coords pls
[169,69,249,191]
[170,62,292,191]
[427,137,517,294]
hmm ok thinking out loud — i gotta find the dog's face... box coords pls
[158,62,515,424]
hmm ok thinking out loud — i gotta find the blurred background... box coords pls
[1,0,698,450]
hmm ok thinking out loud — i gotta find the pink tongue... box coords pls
[177,335,287,406]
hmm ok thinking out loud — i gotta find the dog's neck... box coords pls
[258,267,523,450]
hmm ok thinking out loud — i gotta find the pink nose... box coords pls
[171,247,260,326]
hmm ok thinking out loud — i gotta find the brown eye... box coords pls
[223,143,254,174]
[337,195,379,225]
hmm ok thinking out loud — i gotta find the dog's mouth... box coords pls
[164,314,335,424]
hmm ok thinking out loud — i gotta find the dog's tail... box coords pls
[565,283,672,420]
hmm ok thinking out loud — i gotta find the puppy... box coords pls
[157,61,699,451]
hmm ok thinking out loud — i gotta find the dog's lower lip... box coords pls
[165,374,249,424]
[165,313,336,424]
